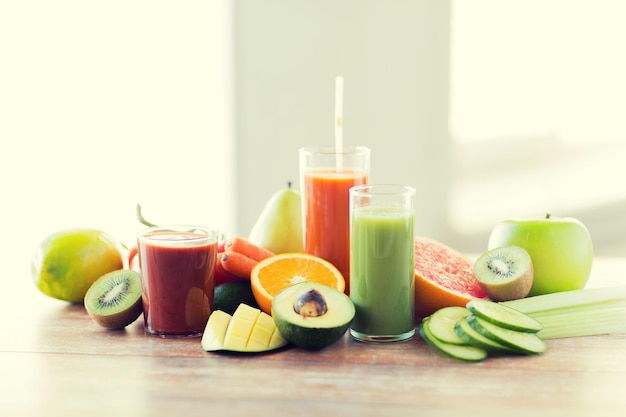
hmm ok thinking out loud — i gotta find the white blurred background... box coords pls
[3,1,626,298]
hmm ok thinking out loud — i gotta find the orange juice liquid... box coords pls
[303,169,368,293]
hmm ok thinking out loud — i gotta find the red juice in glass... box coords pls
[299,146,370,294]
[137,227,218,337]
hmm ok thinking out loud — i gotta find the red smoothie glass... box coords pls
[137,226,218,337]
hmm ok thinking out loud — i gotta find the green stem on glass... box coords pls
[136,204,159,227]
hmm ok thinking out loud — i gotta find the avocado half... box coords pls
[271,282,355,350]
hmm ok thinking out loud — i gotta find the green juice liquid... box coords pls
[350,206,415,340]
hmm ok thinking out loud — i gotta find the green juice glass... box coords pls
[349,184,415,342]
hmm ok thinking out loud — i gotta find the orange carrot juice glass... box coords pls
[299,146,370,294]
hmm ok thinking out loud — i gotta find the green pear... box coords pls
[248,182,303,254]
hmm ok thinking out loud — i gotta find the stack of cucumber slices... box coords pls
[419,299,546,362]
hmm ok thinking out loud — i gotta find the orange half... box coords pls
[250,253,345,315]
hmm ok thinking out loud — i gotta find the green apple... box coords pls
[248,181,303,254]
[487,214,593,296]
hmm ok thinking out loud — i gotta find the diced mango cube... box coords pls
[269,328,288,350]
[223,304,260,351]
[248,323,273,349]
[233,303,262,322]
[200,304,288,353]
[201,310,232,351]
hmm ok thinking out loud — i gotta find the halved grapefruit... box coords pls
[414,237,489,318]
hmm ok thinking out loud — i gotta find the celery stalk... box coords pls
[500,286,626,339]
[534,308,626,339]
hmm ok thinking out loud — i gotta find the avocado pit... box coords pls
[294,288,328,318]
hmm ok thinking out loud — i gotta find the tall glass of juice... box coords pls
[349,184,415,342]
[299,146,370,294]
[137,226,218,337]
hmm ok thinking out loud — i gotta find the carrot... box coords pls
[220,251,259,279]
[224,236,274,262]
[215,257,246,286]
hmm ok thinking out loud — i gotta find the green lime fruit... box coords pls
[214,281,259,315]
[31,229,124,303]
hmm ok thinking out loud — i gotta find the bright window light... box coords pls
[450,0,626,145]
[448,0,626,253]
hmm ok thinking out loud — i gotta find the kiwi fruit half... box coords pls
[473,246,533,302]
[84,269,143,330]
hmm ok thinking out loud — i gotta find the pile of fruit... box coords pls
[31,182,623,362]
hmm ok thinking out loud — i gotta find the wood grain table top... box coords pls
[2,257,625,417]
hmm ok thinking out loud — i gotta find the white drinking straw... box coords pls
[335,75,344,172]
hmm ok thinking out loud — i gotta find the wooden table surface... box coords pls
[2,257,626,417]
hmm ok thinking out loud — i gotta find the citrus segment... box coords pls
[414,237,488,318]
[250,253,345,315]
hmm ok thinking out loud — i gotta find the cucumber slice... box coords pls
[427,306,471,345]
[466,315,546,355]
[419,318,488,362]
[454,317,513,353]
[466,299,542,333]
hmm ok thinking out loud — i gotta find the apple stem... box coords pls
[546,213,551,219]
[287,181,292,189]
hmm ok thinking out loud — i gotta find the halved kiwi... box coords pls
[473,246,533,302]
[84,269,143,330]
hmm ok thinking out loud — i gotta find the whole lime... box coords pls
[31,229,124,303]
[214,281,259,315]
